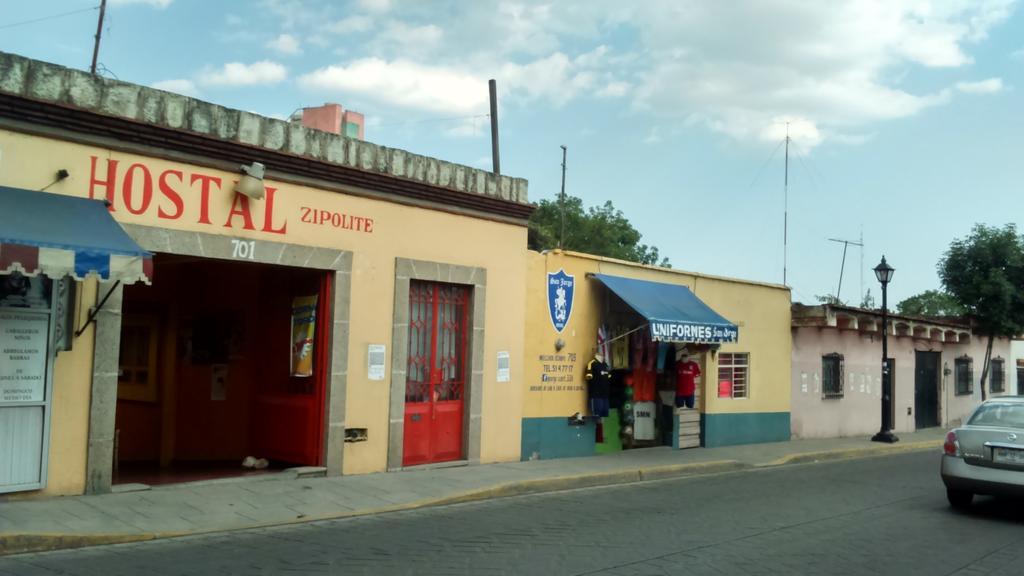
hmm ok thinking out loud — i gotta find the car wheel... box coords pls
[947,488,973,510]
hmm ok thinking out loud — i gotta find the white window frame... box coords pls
[718,352,750,399]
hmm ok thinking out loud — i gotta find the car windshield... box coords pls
[967,403,1024,427]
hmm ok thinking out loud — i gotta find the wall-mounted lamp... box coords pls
[234,162,266,199]
[41,168,71,192]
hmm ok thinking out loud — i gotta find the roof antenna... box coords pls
[559,145,567,249]
[828,237,864,303]
[90,0,107,75]
[783,122,789,286]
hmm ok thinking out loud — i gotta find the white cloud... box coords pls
[374,22,444,54]
[620,0,1013,149]
[956,78,1004,94]
[299,59,487,115]
[296,0,1016,149]
[267,34,301,55]
[596,81,630,98]
[330,15,373,34]
[643,127,662,144]
[759,117,823,149]
[198,61,288,87]
[358,0,391,13]
[152,79,198,96]
[109,0,172,7]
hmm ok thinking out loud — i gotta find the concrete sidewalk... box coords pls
[0,429,946,556]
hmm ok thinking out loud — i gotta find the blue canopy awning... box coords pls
[592,273,738,343]
[0,186,152,284]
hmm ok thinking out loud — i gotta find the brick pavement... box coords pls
[0,429,945,557]
[3,451,1024,575]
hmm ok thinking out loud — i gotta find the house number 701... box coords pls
[231,239,256,260]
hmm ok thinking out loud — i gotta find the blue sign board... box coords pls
[547,269,575,333]
[650,321,738,343]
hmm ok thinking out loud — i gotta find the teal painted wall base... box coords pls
[521,417,596,460]
[702,412,791,448]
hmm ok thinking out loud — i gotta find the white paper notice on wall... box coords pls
[497,351,511,382]
[368,344,386,381]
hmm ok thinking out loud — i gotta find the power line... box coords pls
[0,5,99,31]
[743,138,786,194]
[374,113,490,129]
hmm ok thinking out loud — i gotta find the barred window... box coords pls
[955,357,973,396]
[718,353,749,399]
[822,353,844,399]
[990,358,1005,393]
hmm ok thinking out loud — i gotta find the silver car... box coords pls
[941,396,1024,509]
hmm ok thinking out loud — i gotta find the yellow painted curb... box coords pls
[760,439,943,467]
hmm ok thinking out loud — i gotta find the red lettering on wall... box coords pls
[261,186,287,234]
[190,174,221,225]
[122,163,154,216]
[89,156,119,211]
[297,206,374,234]
[157,170,185,220]
[224,192,256,230]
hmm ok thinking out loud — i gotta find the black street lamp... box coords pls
[872,256,898,444]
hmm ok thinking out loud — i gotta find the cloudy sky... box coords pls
[4,0,1022,305]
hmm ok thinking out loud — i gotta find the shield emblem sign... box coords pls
[547,269,575,333]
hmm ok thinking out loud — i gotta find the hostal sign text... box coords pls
[88,157,375,235]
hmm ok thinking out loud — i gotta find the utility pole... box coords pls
[783,123,789,286]
[559,145,567,249]
[90,0,107,75]
[828,237,864,303]
[488,79,500,175]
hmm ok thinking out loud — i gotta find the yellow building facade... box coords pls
[0,52,530,496]
[522,250,792,458]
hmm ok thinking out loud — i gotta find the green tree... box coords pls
[939,224,1024,400]
[528,195,670,267]
[860,289,876,309]
[815,294,845,305]
[896,290,966,317]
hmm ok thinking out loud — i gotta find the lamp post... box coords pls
[871,256,898,443]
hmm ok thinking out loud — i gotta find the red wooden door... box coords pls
[403,281,469,467]
[251,270,331,466]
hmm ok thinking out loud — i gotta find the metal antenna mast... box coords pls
[559,145,567,249]
[859,226,864,305]
[783,123,789,286]
[90,0,107,75]
[828,237,864,303]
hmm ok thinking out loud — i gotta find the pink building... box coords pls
[295,103,365,140]
[791,304,1013,439]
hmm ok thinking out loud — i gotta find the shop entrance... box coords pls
[915,351,940,429]
[402,281,469,467]
[114,254,331,485]
[593,292,707,453]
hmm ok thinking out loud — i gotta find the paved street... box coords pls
[2,451,1023,575]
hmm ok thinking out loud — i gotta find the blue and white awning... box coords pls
[0,186,152,284]
[592,274,738,343]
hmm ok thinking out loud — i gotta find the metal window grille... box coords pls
[955,357,973,396]
[990,359,1005,393]
[405,281,469,404]
[718,353,749,399]
[822,353,844,399]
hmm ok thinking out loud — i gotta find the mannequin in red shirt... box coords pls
[675,354,701,409]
